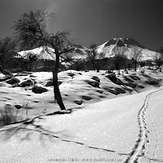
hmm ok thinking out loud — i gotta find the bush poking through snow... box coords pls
[67,72,75,79]
[145,78,160,86]
[6,77,20,85]
[142,74,161,86]
[32,85,48,94]
[74,100,83,105]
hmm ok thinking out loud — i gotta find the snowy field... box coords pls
[0,70,163,162]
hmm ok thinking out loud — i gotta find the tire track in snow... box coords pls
[124,88,163,163]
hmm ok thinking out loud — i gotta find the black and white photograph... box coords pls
[0,0,163,162]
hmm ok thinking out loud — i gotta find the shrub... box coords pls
[0,104,18,126]
[32,85,48,94]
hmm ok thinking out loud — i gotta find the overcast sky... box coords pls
[0,0,163,50]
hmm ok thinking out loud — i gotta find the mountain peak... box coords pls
[103,37,144,48]
[96,37,159,61]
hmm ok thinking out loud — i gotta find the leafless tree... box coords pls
[155,47,163,72]
[0,37,16,69]
[14,9,73,111]
[87,44,100,71]
[132,47,142,71]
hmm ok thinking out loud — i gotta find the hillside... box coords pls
[0,69,163,124]
[0,78,163,162]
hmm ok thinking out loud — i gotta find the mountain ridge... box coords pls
[18,37,161,62]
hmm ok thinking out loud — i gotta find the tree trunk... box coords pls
[134,60,137,71]
[92,60,96,71]
[0,56,4,69]
[52,54,66,110]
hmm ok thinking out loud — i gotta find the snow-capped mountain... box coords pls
[96,37,160,61]
[18,38,160,62]
[65,44,89,60]
[18,45,89,61]
[18,46,55,60]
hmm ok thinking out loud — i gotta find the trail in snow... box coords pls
[124,88,163,163]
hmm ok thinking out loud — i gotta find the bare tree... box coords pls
[0,37,16,77]
[14,9,47,50]
[14,10,73,111]
[46,32,74,110]
[87,44,99,71]
[0,37,16,69]
[155,47,163,72]
[113,54,129,74]
[132,47,142,71]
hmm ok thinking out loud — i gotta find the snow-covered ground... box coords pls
[0,87,163,162]
[0,70,163,162]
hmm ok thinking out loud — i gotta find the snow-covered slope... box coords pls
[96,38,160,61]
[0,87,163,162]
[0,69,162,125]
[18,45,89,61]
[18,46,56,60]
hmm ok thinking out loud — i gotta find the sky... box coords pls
[0,0,163,50]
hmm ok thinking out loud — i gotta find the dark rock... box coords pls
[86,80,100,88]
[67,72,75,78]
[91,76,100,83]
[19,79,34,87]
[33,100,39,103]
[14,105,22,109]
[81,95,92,100]
[137,85,145,89]
[105,73,124,85]
[124,82,137,88]
[29,74,36,78]
[32,85,48,94]
[45,79,53,87]
[74,100,83,105]
[124,76,134,83]
[114,87,126,94]
[145,78,160,86]
[129,75,140,80]
[103,86,120,95]
[99,95,105,98]
[96,90,103,94]
[6,77,20,85]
